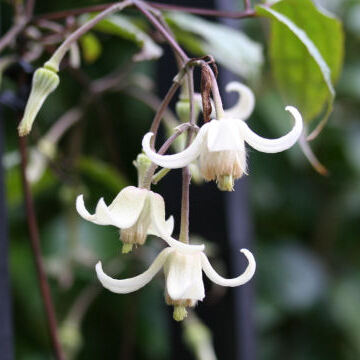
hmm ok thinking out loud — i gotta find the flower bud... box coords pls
[176,98,191,123]
[133,153,152,187]
[18,67,60,137]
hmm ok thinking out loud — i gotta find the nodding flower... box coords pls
[96,244,256,321]
[142,82,303,191]
[76,186,203,254]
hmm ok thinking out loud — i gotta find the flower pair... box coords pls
[142,82,303,190]
[77,186,256,320]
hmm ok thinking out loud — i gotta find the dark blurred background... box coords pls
[1,0,359,359]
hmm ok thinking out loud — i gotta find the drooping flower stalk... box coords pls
[96,245,256,321]
[143,81,304,191]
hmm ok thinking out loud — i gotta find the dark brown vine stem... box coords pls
[33,2,256,21]
[18,136,66,360]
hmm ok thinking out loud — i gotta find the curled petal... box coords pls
[240,106,303,153]
[201,249,256,287]
[149,193,205,253]
[76,186,148,229]
[142,123,210,169]
[96,248,173,294]
[224,82,255,120]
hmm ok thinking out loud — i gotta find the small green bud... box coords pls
[176,99,191,123]
[122,243,133,254]
[173,306,188,322]
[18,67,60,137]
[217,174,234,192]
[133,153,152,187]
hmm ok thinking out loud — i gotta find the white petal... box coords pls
[76,186,148,229]
[240,106,303,153]
[165,251,205,301]
[95,248,173,294]
[201,249,256,287]
[106,186,149,228]
[149,192,205,253]
[142,123,210,169]
[207,119,244,152]
[224,82,255,120]
[148,215,174,237]
[76,195,105,224]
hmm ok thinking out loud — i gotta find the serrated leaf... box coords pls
[80,32,102,63]
[257,1,344,135]
[81,14,163,62]
[166,12,264,82]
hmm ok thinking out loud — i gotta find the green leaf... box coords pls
[81,14,163,61]
[80,32,102,63]
[77,156,129,194]
[256,0,344,134]
[166,12,264,82]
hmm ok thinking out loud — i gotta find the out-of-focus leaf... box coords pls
[6,166,57,207]
[346,3,360,36]
[80,32,102,64]
[257,0,344,133]
[330,274,360,353]
[77,156,129,194]
[338,64,360,99]
[81,14,163,61]
[165,12,264,82]
[258,242,328,311]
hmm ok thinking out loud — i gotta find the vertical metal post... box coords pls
[214,0,256,359]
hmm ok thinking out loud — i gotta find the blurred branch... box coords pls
[124,86,178,128]
[0,17,28,53]
[35,2,256,21]
[25,0,36,19]
[244,0,251,11]
[44,107,83,144]
[18,136,66,360]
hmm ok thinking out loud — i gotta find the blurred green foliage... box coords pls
[1,0,359,359]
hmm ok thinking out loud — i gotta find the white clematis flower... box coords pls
[76,186,203,253]
[96,246,256,321]
[142,82,303,191]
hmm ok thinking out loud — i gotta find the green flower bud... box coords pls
[176,99,191,123]
[18,67,60,137]
[133,153,152,187]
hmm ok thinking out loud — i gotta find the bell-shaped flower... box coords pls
[76,186,202,253]
[18,67,60,136]
[96,244,255,321]
[142,82,303,191]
